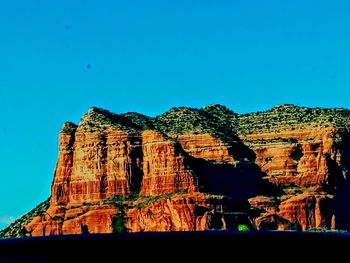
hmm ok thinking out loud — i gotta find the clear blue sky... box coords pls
[1,0,350,229]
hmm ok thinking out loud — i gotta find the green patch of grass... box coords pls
[103,194,139,205]
[82,201,96,206]
[237,224,251,232]
[307,227,346,233]
[134,192,174,209]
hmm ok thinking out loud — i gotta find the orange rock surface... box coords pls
[278,193,335,230]
[140,131,197,196]
[26,193,227,235]
[242,127,340,188]
[178,134,234,163]
[52,129,143,205]
[21,106,350,236]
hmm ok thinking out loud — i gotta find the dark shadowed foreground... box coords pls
[0,231,348,262]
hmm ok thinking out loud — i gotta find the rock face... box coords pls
[25,193,227,236]
[4,104,350,238]
[26,205,117,236]
[241,125,348,230]
[242,127,339,188]
[278,193,335,230]
[126,193,225,232]
[140,131,197,196]
[52,128,142,205]
[178,134,234,164]
[52,127,198,205]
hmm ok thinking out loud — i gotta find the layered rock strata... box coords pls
[3,104,350,237]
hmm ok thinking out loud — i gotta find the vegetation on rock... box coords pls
[4,103,350,236]
[103,189,189,210]
[123,112,155,130]
[60,122,78,135]
[0,198,50,238]
[154,104,239,145]
[79,107,142,132]
[237,104,350,135]
[155,107,214,135]
[68,103,350,141]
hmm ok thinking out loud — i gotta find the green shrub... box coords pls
[103,195,139,205]
[237,224,250,232]
[112,211,127,233]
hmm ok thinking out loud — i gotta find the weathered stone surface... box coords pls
[26,193,226,235]
[242,127,339,188]
[178,134,234,164]
[140,130,197,196]
[126,193,219,232]
[27,206,117,236]
[254,213,298,231]
[11,105,350,237]
[248,196,278,214]
[50,127,75,205]
[278,193,335,230]
[51,121,144,206]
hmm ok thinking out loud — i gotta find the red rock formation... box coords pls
[178,134,234,163]
[52,126,198,206]
[254,213,297,231]
[26,193,227,235]
[51,125,75,205]
[36,124,343,235]
[68,129,143,203]
[17,106,350,237]
[248,196,278,214]
[126,193,222,232]
[26,205,117,236]
[242,127,341,230]
[51,128,143,205]
[278,193,335,230]
[140,131,197,195]
[242,127,339,187]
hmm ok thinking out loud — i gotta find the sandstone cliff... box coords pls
[238,105,350,231]
[2,104,350,238]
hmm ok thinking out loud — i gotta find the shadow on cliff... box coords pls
[211,130,256,162]
[129,145,144,193]
[333,136,350,231]
[178,141,281,211]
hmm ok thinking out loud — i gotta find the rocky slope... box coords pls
[2,104,350,237]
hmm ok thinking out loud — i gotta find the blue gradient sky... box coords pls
[1,0,350,229]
